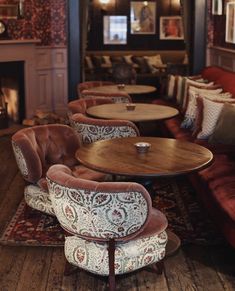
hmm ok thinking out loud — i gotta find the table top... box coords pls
[86,103,179,122]
[88,84,157,95]
[76,137,213,177]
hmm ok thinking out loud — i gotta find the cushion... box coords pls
[144,55,164,73]
[132,56,151,73]
[182,53,189,65]
[102,55,112,67]
[91,56,103,67]
[110,56,125,64]
[196,98,225,140]
[167,75,177,99]
[176,76,187,105]
[180,87,224,130]
[209,103,235,145]
[85,56,94,69]
[123,55,134,65]
[181,78,215,111]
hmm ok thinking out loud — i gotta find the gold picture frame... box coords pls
[0,4,18,19]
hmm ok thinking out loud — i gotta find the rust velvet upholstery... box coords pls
[12,124,109,215]
[152,66,235,248]
[68,97,113,115]
[77,81,114,98]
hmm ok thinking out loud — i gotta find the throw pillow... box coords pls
[144,55,164,73]
[167,75,177,99]
[124,55,133,65]
[132,56,151,74]
[182,79,216,112]
[209,103,235,145]
[196,98,225,140]
[181,87,224,130]
[102,55,112,67]
[176,76,187,105]
[85,56,94,70]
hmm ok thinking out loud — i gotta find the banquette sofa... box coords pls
[153,66,235,248]
[85,50,188,88]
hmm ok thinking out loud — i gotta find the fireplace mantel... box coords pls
[0,39,40,45]
[0,40,68,119]
[0,39,40,118]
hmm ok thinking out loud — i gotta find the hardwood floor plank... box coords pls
[15,247,53,291]
[0,172,24,233]
[45,248,65,291]
[164,249,197,291]
[0,246,27,291]
[210,246,235,291]
[183,245,225,291]
[135,269,168,291]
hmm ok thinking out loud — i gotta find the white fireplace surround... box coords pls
[0,40,68,119]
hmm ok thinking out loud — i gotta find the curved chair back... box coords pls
[68,97,113,115]
[77,81,114,98]
[70,113,140,144]
[47,164,152,242]
[12,124,80,184]
[81,90,132,103]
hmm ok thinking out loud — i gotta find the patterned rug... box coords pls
[0,177,224,247]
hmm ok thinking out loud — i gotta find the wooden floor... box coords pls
[1,134,235,291]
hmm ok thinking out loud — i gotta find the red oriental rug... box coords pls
[0,177,224,247]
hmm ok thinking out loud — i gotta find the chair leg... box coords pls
[145,260,164,275]
[64,261,78,276]
[108,239,116,291]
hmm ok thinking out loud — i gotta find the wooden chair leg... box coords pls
[64,261,78,276]
[108,239,116,291]
[145,260,164,275]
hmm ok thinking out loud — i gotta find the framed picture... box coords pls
[103,16,127,45]
[130,1,156,34]
[0,4,18,19]
[160,16,184,40]
[212,0,223,15]
[225,2,235,43]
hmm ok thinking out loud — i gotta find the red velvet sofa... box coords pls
[153,66,235,248]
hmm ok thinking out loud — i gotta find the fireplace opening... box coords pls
[0,61,25,126]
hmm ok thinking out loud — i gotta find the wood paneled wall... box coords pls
[87,0,185,51]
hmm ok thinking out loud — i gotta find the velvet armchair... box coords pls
[12,124,110,215]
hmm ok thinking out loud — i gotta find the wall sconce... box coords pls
[99,0,110,11]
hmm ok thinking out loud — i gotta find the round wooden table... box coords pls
[88,84,157,95]
[86,103,179,122]
[76,137,213,257]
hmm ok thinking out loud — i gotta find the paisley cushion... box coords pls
[64,231,167,276]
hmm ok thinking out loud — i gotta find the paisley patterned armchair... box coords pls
[70,113,140,145]
[80,90,132,104]
[46,164,168,291]
[77,81,114,98]
[11,124,110,215]
[67,96,113,116]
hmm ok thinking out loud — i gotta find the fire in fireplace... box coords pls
[0,61,25,126]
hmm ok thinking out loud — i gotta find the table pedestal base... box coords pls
[165,230,181,257]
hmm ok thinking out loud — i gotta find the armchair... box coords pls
[70,113,140,144]
[67,97,113,116]
[12,124,110,215]
[77,81,114,98]
[46,164,168,291]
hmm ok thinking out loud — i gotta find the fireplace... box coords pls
[0,39,39,120]
[0,61,25,124]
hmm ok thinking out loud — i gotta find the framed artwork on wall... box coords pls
[212,0,223,15]
[103,16,127,45]
[0,4,18,19]
[130,1,156,34]
[160,16,184,40]
[225,2,235,43]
